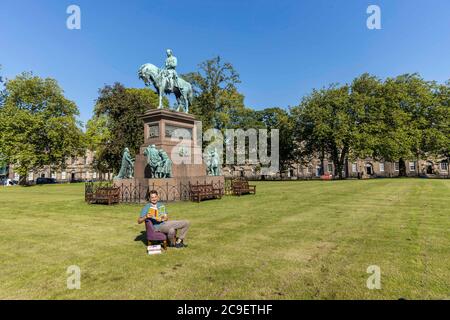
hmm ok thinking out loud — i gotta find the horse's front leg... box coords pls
[175,96,181,112]
[183,94,189,113]
[176,95,184,113]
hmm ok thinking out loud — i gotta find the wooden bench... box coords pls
[189,182,223,202]
[91,187,120,205]
[231,180,256,196]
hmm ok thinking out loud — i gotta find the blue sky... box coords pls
[1,0,449,125]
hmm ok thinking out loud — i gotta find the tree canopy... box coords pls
[183,56,245,131]
[0,72,85,182]
[292,84,354,179]
[291,73,450,178]
[89,83,159,173]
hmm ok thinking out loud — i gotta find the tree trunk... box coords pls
[416,152,420,177]
[330,147,338,179]
[320,149,325,176]
[18,170,28,186]
[344,157,349,179]
[331,145,348,180]
[399,158,407,177]
[337,145,349,180]
[447,155,450,178]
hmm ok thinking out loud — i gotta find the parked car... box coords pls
[36,177,57,185]
[2,179,18,186]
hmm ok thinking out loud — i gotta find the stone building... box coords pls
[224,157,449,180]
[4,150,449,183]
[6,150,113,184]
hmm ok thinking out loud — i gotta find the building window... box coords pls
[315,166,321,177]
[441,162,448,171]
[93,172,97,179]
[14,173,20,180]
[51,172,56,179]
[394,162,400,172]
[409,162,416,172]
[28,172,34,181]
[62,172,66,180]
[327,164,333,173]
[352,163,357,173]
[379,163,385,172]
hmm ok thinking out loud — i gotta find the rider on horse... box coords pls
[162,49,179,92]
[138,49,193,113]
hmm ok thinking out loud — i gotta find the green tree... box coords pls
[0,65,5,107]
[0,153,7,177]
[292,84,356,179]
[91,83,159,173]
[292,73,449,179]
[0,72,85,183]
[372,74,440,175]
[431,81,450,175]
[183,56,245,131]
[227,107,263,130]
[85,114,111,175]
[0,65,8,177]
[258,107,295,174]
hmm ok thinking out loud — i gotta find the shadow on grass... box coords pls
[134,231,147,246]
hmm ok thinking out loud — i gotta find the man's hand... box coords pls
[137,216,146,224]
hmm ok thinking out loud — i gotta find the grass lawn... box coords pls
[0,179,449,300]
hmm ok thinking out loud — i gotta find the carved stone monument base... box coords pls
[114,109,223,202]
[134,109,206,179]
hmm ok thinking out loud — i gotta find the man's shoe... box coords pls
[175,242,187,248]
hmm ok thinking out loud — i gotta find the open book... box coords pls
[148,205,167,221]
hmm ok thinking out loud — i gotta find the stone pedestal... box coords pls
[115,109,223,202]
[134,109,206,179]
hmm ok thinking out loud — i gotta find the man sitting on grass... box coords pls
[137,190,190,248]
